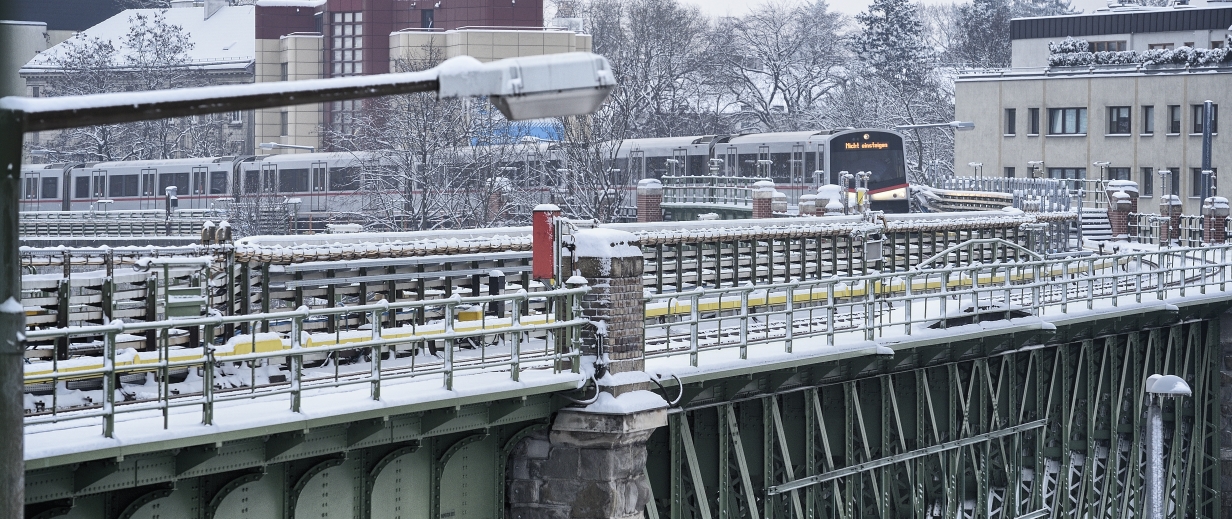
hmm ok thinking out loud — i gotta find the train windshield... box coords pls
[828,131,906,192]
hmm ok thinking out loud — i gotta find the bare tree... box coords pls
[712,1,849,131]
[37,11,236,162]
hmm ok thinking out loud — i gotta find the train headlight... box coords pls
[438,53,616,121]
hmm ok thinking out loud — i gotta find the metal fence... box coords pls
[644,240,1230,368]
[935,176,1074,212]
[23,285,589,438]
[661,175,773,208]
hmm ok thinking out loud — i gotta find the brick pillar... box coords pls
[635,179,663,223]
[488,191,505,220]
[1159,195,1182,243]
[1204,197,1229,243]
[798,194,816,216]
[1107,180,1140,236]
[1107,191,1131,238]
[569,228,645,381]
[753,186,774,219]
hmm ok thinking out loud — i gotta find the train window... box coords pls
[738,154,758,177]
[688,155,707,177]
[646,157,667,179]
[159,173,190,195]
[141,170,156,196]
[23,177,37,200]
[770,153,792,182]
[108,175,139,197]
[244,170,259,194]
[211,171,228,194]
[279,169,310,192]
[75,177,90,199]
[329,167,361,191]
[41,177,58,199]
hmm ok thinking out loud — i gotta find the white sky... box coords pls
[680,0,1212,18]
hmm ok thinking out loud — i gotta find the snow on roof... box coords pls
[22,5,255,73]
[254,0,327,6]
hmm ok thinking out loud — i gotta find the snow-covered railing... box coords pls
[644,242,1232,370]
[934,176,1073,212]
[660,175,773,209]
[22,284,590,438]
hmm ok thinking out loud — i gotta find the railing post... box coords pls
[370,304,384,401]
[0,107,27,518]
[103,329,117,438]
[510,298,522,381]
[290,313,303,413]
[444,299,456,390]
[203,322,216,426]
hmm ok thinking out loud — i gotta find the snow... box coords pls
[20,6,255,73]
[581,390,667,415]
[254,0,327,6]
[572,228,642,259]
[534,204,561,212]
[1144,374,1191,396]
[0,298,24,314]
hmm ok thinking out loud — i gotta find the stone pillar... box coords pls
[771,191,788,214]
[1203,196,1229,244]
[798,194,817,216]
[753,187,774,219]
[488,191,505,220]
[636,179,663,223]
[569,228,645,380]
[507,405,667,519]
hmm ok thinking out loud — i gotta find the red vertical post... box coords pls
[533,204,561,281]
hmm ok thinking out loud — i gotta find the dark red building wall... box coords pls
[255,5,320,40]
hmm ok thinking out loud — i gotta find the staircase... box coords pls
[1080,206,1113,242]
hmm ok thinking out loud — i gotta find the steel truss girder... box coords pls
[649,321,1221,519]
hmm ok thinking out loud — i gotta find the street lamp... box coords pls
[967,162,983,179]
[260,142,316,153]
[1027,161,1044,179]
[1143,374,1191,519]
[1093,161,1111,181]
[894,121,976,131]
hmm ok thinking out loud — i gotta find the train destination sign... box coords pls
[844,141,890,150]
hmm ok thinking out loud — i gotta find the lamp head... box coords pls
[1145,374,1191,397]
[950,121,975,131]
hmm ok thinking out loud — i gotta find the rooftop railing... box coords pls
[661,175,773,209]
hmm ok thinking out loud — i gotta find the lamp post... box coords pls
[1093,161,1110,181]
[259,142,316,153]
[1143,374,1191,519]
[894,121,976,131]
[967,162,983,179]
[1027,161,1044,179]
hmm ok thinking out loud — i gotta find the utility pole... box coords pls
[0,109,26,519]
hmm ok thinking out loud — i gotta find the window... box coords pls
[329,167,361,191]
[1141,167,1153,197]
[1109,167,1130,181]
[228,111,242,125]
[30,86,39,98]
[1191,168,1217,198]
[1107,106,1131,134]
[331,12,363,77]
[211,171,228,194]
[1165,167,1180,196]
[331,100,360,134]
[41,177,57,200]
[1091,41,1126,52]
[1184,42,1194,48]
[1028,108,1040,135]
[1004,167,1016,178]
[1148,43,1174,50]
[159,172,190,195]
[1047,167,1086,191]
[1168,105,1181,134]
[1048,108,1087,135]
[1005,108,1016,135]
[278,168,310,193]
[1142,105,1154,134]
[108,174,139,197]
[279,111,288,137]
[1213,41,1225,49]
[74,176,89,199]
[421,8,434,28]
[1192,104,1218,134]
[280,62,288,82]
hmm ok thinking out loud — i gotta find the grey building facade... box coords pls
[956,4,1232,215]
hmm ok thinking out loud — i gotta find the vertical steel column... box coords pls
[0,109,26,518]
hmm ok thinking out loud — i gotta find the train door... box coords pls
[629,150,645,181]
[310,161,328,212]
[190,166,209,209]
[23,171,41,212]
[90,169,108,210]
[816,144,827,185]
[757,145,771,179]
[791,144,805,185]
[671,148,687,177]
[260,163,277,195]
[724,146,737,176]
[140,168,158,210]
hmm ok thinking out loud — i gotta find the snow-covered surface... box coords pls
[21,6,255,73]
[582,390,666,415]
[572,228,642,259]
[1145,374,1192,396]
[254,0,327,6]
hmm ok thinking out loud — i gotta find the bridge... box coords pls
[3,50,1232,519]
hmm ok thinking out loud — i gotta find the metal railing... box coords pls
[661,175,773,208]
[935,176,1073,212]
[644,241,1230,368]
[23,285,589,438]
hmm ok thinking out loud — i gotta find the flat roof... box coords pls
[1010,5,1232,40]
